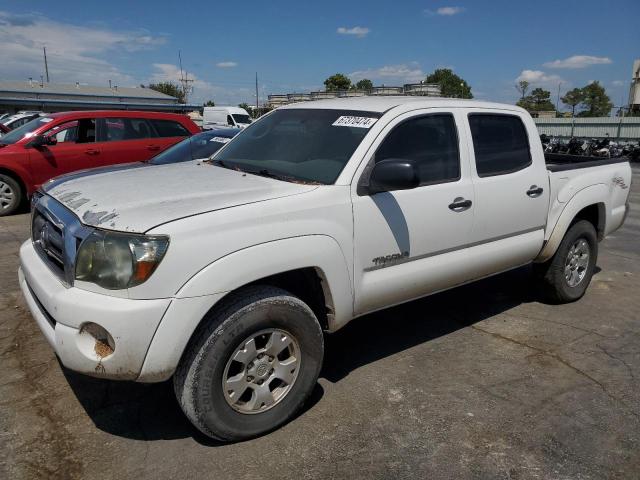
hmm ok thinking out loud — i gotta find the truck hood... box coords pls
[44,162,317,232]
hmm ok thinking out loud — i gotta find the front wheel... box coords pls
[174,286,324,441]
[0,174,22,217]
[534,220,598,303]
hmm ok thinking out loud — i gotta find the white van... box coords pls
[202,106,251,130]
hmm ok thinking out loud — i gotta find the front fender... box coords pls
[536,184,607,263]
[138,235,352,382]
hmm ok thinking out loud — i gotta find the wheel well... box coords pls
[246,267,333,331]
[572,203,605,240]
[0,167,27,199]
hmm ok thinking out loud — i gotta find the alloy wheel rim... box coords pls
[564,238,590,287]
[222,328,301,414]
[0,181,15,210]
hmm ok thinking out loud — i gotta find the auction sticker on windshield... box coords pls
[332,116,378,128]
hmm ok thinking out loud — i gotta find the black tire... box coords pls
[0,174,22,217]
[173,285,324,441]
[535,220,598,303]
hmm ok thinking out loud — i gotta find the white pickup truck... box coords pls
[19,97,631,441]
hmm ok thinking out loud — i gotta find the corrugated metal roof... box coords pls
[0,81,177,100]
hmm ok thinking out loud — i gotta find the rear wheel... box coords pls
[535,220,598,303]
[174,285,324,441]
[0,174,22,217]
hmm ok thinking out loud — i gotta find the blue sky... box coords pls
[1,0,638,109]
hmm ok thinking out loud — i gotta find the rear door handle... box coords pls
[448,197,472,211]
[527,185,544,197]
[147,145,161,151]
[84,149,100,155]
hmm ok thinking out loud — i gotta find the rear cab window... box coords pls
[468,113,532,177]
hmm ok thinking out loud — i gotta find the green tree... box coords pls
[324,73,352,91]
[515,80,530,101]
[237,103,252,115]
[146,81,186,103]
[578,81,613,117]
[203,100,215,107]
[355,79,373,91]
[561,88,585,117]
[529,88,555,111]
[425,68,473,98]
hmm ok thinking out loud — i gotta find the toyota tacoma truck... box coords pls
[19,97,631,441]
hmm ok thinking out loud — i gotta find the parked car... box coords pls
[203,106,251,130]
[1,112,43,130]
[0,110,200,215]
[19,98,631,441]
[0,123,9,137]
[149,128,239,165]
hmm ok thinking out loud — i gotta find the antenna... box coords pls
[255,72,259,113]
[178,50,194,103]
[43,46,50,83]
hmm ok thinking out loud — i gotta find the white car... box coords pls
[1,112,43,130]
[19,97,631,441]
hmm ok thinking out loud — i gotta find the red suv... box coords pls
[0,110,200,216]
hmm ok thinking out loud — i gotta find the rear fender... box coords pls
[536,184,608,262]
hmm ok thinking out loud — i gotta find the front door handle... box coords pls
[84,149,100,155]
[147,145,161,151]
[527,185,544,197]
[448,197,472,211]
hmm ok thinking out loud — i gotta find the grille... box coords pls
[32,210,66,277]
[31,195,93,286]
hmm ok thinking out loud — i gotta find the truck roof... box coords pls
[280,96,525,114]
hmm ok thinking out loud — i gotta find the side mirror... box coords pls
[367,158,420,195]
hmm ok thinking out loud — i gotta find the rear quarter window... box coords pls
[468,114,532,177]
[150,119,191,137]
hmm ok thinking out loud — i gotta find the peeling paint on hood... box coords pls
[45,162,317,232]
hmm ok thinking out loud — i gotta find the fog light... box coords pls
[78,323,115,359]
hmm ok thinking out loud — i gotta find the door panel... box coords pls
[352,110,475,315]
[464,111,549,268]
[28,118,98,187]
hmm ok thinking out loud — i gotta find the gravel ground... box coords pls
[1,166,639,480]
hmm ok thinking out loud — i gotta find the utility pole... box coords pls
[178,51,194,103]
[255,72,259,115]
[556,82,562,113]
[43,46,50,83]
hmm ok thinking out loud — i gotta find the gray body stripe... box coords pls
[363,226,544,272]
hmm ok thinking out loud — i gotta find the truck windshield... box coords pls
[232,114,252,124]
[0,117,52,145]
[212,109,381,184]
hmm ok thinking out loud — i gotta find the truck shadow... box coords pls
[63,264,553,445]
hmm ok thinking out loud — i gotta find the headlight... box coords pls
[75,230,169,290]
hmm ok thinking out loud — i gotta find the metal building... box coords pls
[0,80,200,114]
[268,83,441,108]
[534,117,640,140]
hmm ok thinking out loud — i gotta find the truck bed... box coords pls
[545,153,630,172]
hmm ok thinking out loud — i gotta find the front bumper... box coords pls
[19,240,171,380]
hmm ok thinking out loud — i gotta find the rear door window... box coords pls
[98,118,155,141]
[468,114,532,177]
[150,119,190,137]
